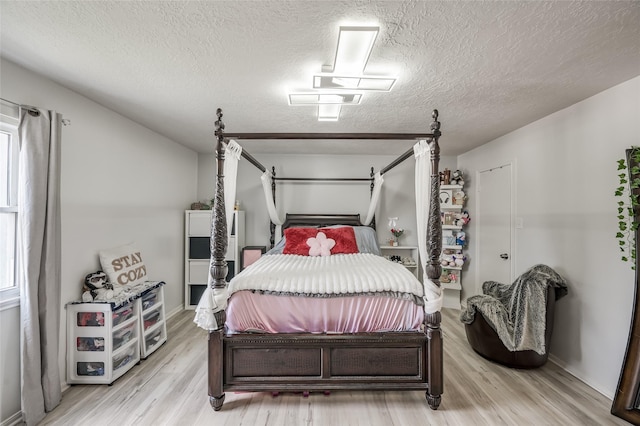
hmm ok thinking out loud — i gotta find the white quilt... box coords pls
[228,253,425,298]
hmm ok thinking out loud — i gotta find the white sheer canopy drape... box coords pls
[19,108,62,425]
[260,171,284,225]
[363,172,383,226]
[223,140,242,243]
[414,140,443,314]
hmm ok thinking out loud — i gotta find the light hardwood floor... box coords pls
[41,309,626,426]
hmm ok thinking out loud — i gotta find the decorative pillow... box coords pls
[283,227,359,255]
[321,225,381,255]
[307,232,335,256]
[99,243,148,286]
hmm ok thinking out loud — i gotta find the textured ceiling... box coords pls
[1,1,639,155]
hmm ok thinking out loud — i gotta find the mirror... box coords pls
[612,148,640,423]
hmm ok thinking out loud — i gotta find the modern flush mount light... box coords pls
[288,93,362,105]
[332,26,379,73]
[312,74,396,91]
[318,104,342,121]
[287,24,396,121]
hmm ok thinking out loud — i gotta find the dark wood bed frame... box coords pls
[207,108,443,411]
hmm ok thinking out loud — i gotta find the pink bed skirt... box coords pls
[225,290,424,334]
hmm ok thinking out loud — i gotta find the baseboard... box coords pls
[548,353,614,400]
[166,305,183,320]
[1,411,22,426]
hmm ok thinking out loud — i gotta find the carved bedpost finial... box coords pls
[430,110,441,135]
[215,108,225,140]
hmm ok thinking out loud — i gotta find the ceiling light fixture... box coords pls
[286,24,396,122]
[318,104,341,121]
[312,74,396,91]
[332,26,379,73]
[288,92,362,105]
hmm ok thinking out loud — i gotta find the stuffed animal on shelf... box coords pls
[453,211,471,227]
[450,169,465,186]
[453,250,467,267]
[440,249,456,267]
[82,271,120,302]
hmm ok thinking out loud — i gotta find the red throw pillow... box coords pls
[283,227,359,256]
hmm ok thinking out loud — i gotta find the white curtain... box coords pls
[18,108,62,425]
[362,172,384,226]
[260,171,284,225]
[223,139,242,243]
[414,140,443,314]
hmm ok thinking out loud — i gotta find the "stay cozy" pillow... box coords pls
[99,242,148,286]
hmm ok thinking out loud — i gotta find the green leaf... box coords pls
[619,201,625,206]
[622,256,628,262]
[618,207,624,214]
[617,232,624,238]
[620,240,626,246]
[618,215,625,220]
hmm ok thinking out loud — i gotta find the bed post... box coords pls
[425,109,443,410]
[208,108,228,411]
[270,166,276,249]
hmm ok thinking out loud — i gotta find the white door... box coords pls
[477,164,513,289]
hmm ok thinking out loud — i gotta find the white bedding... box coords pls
[228,253,425,299]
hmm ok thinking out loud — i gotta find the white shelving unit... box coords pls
[380,245,420,280]
[440,183,467,309]
[139,286,167,358]
[184,210,245,309]
[66,300,140,384]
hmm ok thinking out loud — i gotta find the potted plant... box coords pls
[615,147,640,269]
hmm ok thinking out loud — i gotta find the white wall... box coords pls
[0,58,198,422]
[198,152,457,249]
[458,75,640,398]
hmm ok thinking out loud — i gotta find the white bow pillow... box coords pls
[306,232,336,256]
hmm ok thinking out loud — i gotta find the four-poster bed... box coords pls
[198,108,444,411]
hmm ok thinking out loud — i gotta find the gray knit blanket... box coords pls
[460,264,568,355]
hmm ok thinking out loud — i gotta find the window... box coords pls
[0,105,20,309]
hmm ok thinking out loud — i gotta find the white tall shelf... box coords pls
[440,184,467,309]
[184,210,245,310]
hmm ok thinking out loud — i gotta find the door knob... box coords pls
[500,253,509,260]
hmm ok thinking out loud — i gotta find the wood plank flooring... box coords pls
[41,309,626,426]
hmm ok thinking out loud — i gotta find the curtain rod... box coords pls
[0,97,38,114]
[0,97,70,125]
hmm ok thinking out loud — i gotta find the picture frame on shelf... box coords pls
[439,189,453,207]
[442,211,456,226]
